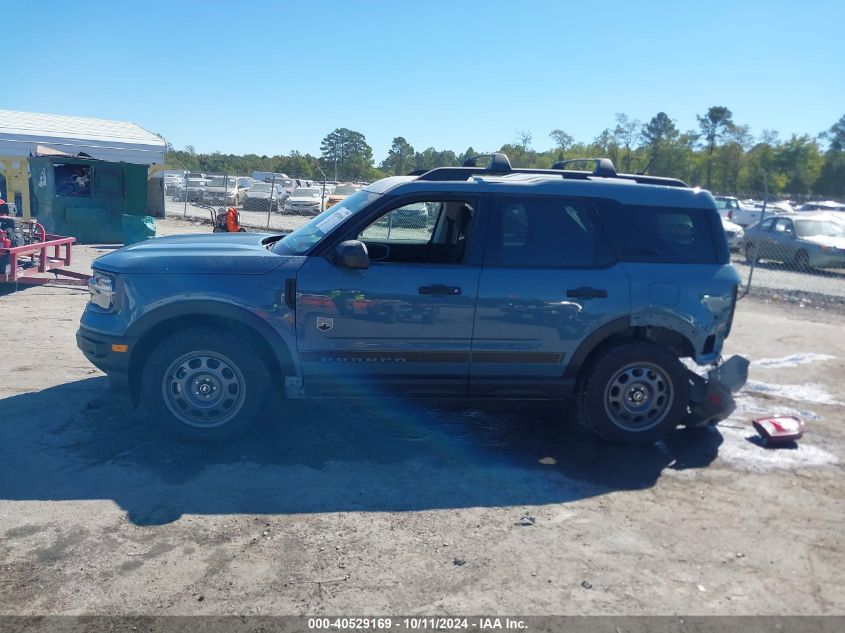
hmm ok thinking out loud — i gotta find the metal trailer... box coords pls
[0,218,90,287]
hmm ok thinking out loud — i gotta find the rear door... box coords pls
[469,195,630,397]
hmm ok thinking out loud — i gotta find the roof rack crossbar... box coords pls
[414,152,688,187]
[552,158,617,178]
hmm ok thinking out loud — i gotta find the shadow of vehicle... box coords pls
[0,378,722,526]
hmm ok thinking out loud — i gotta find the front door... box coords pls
[295,195,486,396]
[470,195,630,397]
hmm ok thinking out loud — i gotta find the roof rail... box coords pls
[415,152,688,187]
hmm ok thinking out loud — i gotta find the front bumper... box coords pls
[683,355,749,427]
[76,326,136,392]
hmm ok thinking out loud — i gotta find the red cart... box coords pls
[0,218,91,287]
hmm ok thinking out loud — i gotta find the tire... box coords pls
[140,327,270,440]
[744,242,758,265]
[793,249,811,272]
[576,341,688,445]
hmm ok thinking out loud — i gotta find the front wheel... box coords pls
[577,341,688,445]
[140,327,269,439]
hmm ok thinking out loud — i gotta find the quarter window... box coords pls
[594,200,719,264]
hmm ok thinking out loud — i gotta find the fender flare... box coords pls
[125,299,298,378]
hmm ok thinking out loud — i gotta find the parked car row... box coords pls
[741,211,845,270]
[168,170,362,215]
[715,195,845,228]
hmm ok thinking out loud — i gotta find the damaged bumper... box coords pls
[683,355,749,427]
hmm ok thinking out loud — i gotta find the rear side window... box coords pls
[490,196,614,268]
[594,200,722,264]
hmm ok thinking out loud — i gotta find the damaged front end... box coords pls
[683,355,749,427]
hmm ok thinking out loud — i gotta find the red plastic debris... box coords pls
[752,415,806,444]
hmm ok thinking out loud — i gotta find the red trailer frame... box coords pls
[1,219,90,287]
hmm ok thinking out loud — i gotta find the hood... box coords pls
[803,235,845,249]
[288,196,321,203]
[93,233,289,275]
[247,191,273,199]
[205,186,236,194]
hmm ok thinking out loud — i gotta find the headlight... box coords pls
[88,271,116,310]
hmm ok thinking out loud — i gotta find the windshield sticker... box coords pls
[316,207,352,233]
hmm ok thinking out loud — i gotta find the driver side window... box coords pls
[359,202,439,244]
[357,200,475,264]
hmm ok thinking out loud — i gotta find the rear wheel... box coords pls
[577,341,688,445]
[793,249,811,272]
[140,327,269,439]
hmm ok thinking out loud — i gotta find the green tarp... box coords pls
[122,215,156,245]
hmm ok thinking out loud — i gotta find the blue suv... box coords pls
[77,154,747,444]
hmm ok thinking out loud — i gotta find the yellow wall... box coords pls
[0,157,32,219]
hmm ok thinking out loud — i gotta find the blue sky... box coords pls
[5,0,843,161]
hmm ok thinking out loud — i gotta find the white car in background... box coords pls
[721,217,744,250]
[283,186,326,215]
[798,200,845,212]
[715,196,791,228]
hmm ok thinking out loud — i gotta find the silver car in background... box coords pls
[742,213,845,270]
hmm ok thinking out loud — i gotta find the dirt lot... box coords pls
[1,218,843,616]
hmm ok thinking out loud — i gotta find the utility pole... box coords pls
[313,160,328,213]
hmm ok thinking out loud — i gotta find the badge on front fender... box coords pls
[316,317,333,332]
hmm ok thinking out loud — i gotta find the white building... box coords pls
[0,109,166,216]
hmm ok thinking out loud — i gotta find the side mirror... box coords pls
[335,240,369,269]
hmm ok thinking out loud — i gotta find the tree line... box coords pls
[164,109,845,198]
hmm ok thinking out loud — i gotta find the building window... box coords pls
[54,164,92,198]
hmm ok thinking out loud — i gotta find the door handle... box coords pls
[566,286,608,299]
[419,285,461,296]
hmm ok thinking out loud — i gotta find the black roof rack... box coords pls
[415,152,689,188]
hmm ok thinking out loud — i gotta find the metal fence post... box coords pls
[741,171,768,298]
[267,172,276,229]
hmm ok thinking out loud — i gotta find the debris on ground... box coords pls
[453,558,466,566]
[517,516,536,526]
[752,415,806,445]
[581,581,592,589]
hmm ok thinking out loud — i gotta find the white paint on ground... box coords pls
[751,353,835,369]
[732,393,822,421]
[716,425,839,473]
[742,380,842,406]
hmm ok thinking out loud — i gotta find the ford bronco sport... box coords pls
[77,153,748,445]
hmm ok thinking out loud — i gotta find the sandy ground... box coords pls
[0,218,843,615]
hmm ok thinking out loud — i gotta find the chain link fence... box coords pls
[163,171,336,233]
[158,173,845,307]
[714,197,845,307]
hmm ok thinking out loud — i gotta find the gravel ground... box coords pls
[1,219,843,615]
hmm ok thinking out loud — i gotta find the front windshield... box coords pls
[186,179,204,186]
[272,190,380,255]
[250,183,272,192]
[796,220,845,238]
[294,188,321,197]
[207,177,233,188]
[333,184,359,195]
